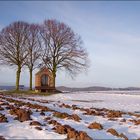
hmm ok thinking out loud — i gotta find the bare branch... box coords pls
[40,19,89,88]
[0,21,29,90]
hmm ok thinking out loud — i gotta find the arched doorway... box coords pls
[41,74,48,86]
[35,68,55,93]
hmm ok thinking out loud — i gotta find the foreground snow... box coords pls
[0,91,140,139]
[1,121,65,139]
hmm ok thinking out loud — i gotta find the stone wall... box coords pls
[35,68,54,88]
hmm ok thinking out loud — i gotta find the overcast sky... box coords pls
[0,1,140,88]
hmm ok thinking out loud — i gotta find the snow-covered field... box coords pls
[0,91,140,139]
[38,91,140,112]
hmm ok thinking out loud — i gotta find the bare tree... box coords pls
[25,24,42,90]
[0,21,29,91]
[40,19,88,88]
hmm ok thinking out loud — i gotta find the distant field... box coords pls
[30,91,140,112]
[77,90,140,95]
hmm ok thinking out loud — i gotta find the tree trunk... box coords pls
[52,71,56,89]
[53,74,56,89]
[16,66,21,91]
[29,69,32,90]
[52,63,57,89]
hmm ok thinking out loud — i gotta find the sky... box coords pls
[0,1,140,88]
